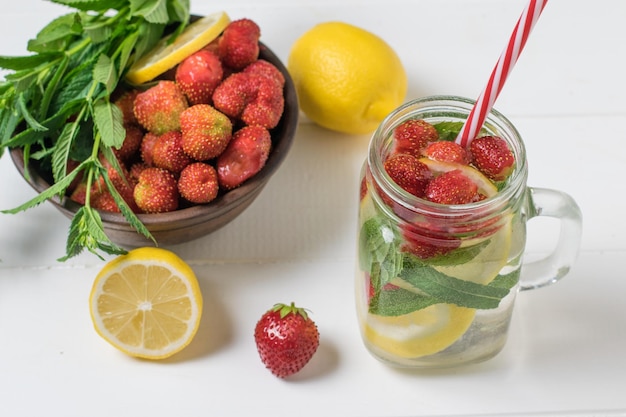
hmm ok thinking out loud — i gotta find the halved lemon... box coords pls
[363,303,475,359]
[126,11,231,84]
[89,247,203,360]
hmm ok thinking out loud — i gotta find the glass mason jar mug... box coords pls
[356,96,582,368]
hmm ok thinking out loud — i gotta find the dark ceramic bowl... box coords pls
[10,42,298,248]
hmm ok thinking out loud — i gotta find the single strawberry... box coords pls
[244,59,285,86]
[424,169,479,205]
[113,124,144,162]
[152,131,192,174]
[254,302,320,378]
[383,153,431,197]
[469,135,515,181]
[133,80,188,135]
[216,125,271,190]
[212,70,284,129]
[177,162,219,204]
[113,89,139,126]
[140,132,159,166]
[175,49,224,105]
[218,18,261,70]
[392,119,439,157]
[422,141,469,164]
[180,104,233,161]
[133,167,179,213]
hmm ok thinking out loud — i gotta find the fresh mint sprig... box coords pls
[0,0,190,260]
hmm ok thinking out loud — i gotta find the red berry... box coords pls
[469,136,515,181]
[424,169,479,205]
[133,167,179,213]
[383,153,431,197]
[392,119,439,157]
[152,131,192,174]
[177,162,219,204]
[422,141,469,164]
[254,302,320,378]
[216,125,271,190]
[218,18,261,70]
[175,49,223,105]
[180,104,233,161]
[133,81,188,135]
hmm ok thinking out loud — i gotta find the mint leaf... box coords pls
[369,286,439,316]
[359,216,403,288]
[489,268,521,290]
[398,254,510,309]
[433,121,464,142]
[93,99,125,149]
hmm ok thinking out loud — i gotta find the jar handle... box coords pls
[520,187,583,291]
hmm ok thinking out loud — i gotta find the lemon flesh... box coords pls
[89,247,203,360]
[288,22,407,134]
[126,11,231,84]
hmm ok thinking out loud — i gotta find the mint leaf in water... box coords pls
[369,285,439,316]
[433,121,464,142]
[359,216,403,290]
[398,254,510,310]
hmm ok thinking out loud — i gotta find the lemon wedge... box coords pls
[89,247,203,360]
[126,11,231,84]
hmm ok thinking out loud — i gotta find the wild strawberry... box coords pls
[179,104,233,161]
[218,18,261,70]
[113,89,139,126]
[113,125,143,162]
[133,80,188,135]
[177,162,219,204]
[422,141,469,164]
[244,59,285,86]
[254,302,320,378]
[212,70,284,129]
[392,119,439,157]
[175,49,223,105]
[133,167,179,213]
[216,125,271,190]
[140,132,159,166]
[383,153,431,197]
[152,131,192,174]
[129,161,149,182]
[424,169,479,205]
[469,136,515,181]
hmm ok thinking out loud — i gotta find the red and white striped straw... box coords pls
[456,0,548,148]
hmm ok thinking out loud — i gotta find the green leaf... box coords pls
[93,54,116,93]
[27,13,82,53]
[369,286,439,316]
[434,121,465,142]
[51,120,81,184]
[93,98,125,149]
[130,0,170,24]
[489,268,521,290]
[0,53,62,71]
[1,169,80,214]
[359,216,404,289]
[49,0,127,12]
[398,255,510,309]
[17,93,47,132]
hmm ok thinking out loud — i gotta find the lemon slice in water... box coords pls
[126,11,230,84]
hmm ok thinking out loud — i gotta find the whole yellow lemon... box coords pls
[288,22,407,135]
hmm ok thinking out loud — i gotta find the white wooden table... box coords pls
[1,1,625,416]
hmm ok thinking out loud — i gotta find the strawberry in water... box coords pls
[180,104,233,161]
[175,49,223,105]
[469,136,515,181]
[216,125,271,190]
[177,162,219,204]
[218,18,261,70]
[392,119,439,157]
[383,153,431,198]
[424,169,479,205]
[422,141,469,165]
[254,302,320,378]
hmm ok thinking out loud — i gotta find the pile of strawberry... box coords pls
[383,119,515,205]
[69,18,285,214]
